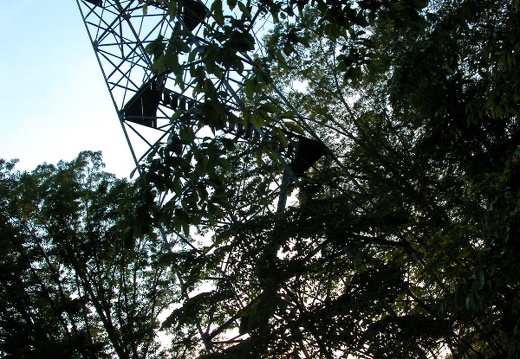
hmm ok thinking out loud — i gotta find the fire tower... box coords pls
[76,0,329,211]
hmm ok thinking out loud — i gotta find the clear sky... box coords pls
[0,0,136,178]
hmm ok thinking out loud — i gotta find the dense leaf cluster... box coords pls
[140,0,520,357]
[0,152,177,358]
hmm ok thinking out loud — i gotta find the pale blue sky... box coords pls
[0,1,135,177]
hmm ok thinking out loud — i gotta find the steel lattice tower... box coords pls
[76,0,331,211]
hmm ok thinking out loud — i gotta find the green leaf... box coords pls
[227,0,237,10]
[179,127,193,144]
[152,54,165,73]
[244,78,259,98]
[213,66,225,79]
[145,35,165,56]
[168,0,177,20]
[260,103,279,113]
[165,51,181,74]
[272,127,289,148]
[171,177,183,196]
[211,0,224,26]
[388,2,406,11]
[216,157,231,171]
[171,109,185,122]
[238,1,251,19]
[267,149,279,162]
[182,221,190,236]
[251,113,264,128]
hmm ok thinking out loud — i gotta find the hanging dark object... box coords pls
[85,0,102,6]
[181,0,208,31]
[291,137,328,176]
[123,81,162,128]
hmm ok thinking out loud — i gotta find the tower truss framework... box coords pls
[78,0,264,159]
[76,0,333,214]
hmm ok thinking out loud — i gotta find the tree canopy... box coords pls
[139,0,520,357]
[0,152,178,358]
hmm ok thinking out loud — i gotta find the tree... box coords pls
[136,0,520,358]
[0,152,178,358]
